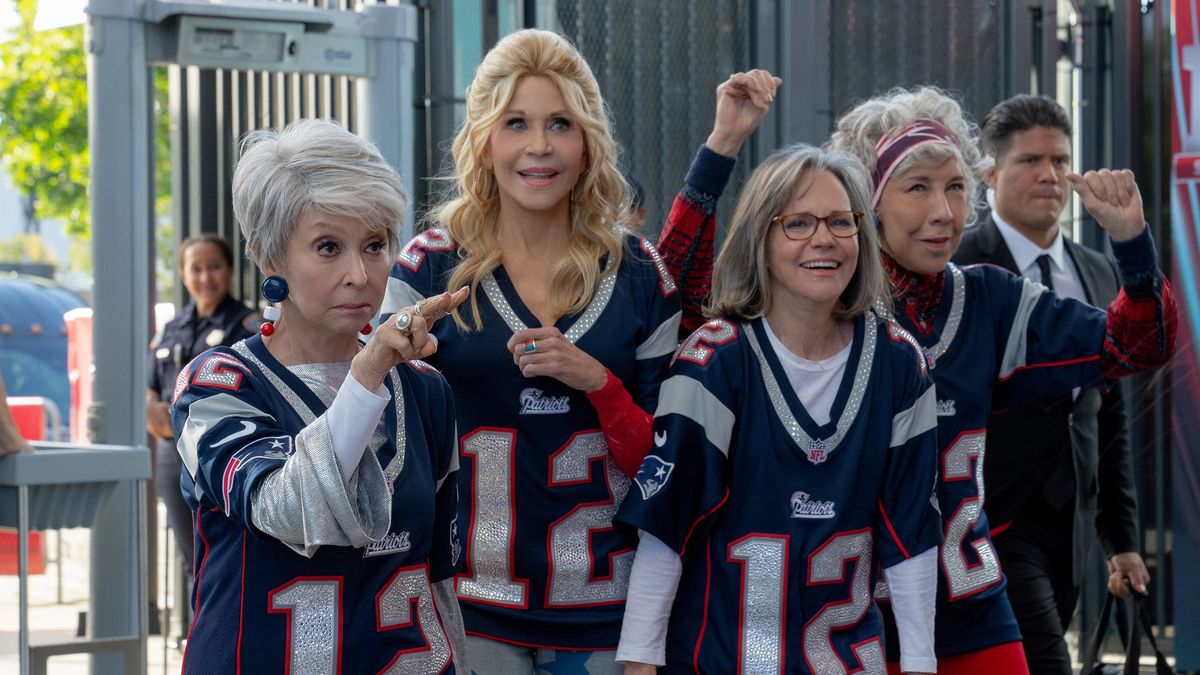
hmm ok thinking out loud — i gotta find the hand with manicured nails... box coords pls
[705,69,782,158]
[507,327,608,393]
[351,287,469,390]
[1066,168,1146,242]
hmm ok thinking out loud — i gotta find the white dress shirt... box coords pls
[991,211,1087,304]
[991,212,1087,399]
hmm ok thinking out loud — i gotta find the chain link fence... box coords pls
[829,0,1006,129]
[535,0,1006,238]
[539,0,752,236]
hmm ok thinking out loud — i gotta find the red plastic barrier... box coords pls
[65,307,93,446]
[0,398,47,575]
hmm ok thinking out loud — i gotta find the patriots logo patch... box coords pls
[449,512,461,566]
[789,491,836,519]
[363,531,412,557]
[221,435,293,512]
[634,454,675,500]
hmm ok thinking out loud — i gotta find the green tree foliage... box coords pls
[0,0,89,237]
[0,0,172,276]
[0,232,56,263]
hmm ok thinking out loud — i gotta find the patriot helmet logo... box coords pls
[789,491,836,519]
[518,388,571,415]
[634,455,675,500]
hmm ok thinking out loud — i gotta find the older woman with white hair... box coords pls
[617,143,942,675]
[171,118,469,673]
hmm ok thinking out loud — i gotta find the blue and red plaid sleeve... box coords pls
[657,145,737,336]
[1100,227,1178,379]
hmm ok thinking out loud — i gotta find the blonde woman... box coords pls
[383,29,680,673]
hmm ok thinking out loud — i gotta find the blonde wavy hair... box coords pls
[828,86,985,227]
[428,29,627,330]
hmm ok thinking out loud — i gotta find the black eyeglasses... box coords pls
[770,211,863,241]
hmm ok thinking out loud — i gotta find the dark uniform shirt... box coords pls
[148,294,258,401]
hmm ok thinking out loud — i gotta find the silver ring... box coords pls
[394,311,413,333]
[523,339,537,354]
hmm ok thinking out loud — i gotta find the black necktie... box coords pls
[1034,251,1074,510]
[1035,254,1055,291]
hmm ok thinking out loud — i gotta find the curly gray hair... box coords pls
[828,86,985,225]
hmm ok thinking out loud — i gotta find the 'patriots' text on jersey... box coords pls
[171,335,461,673]
[384,230,681,649]
[618,314,941,673]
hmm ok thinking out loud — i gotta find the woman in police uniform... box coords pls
[146,234,258,575]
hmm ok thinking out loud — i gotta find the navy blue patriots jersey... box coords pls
[616,314,941,674]
[171,335,461,674]
[383,230,681,649]
[879,262,1108,658]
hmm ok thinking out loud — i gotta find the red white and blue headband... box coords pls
[870,119,958,209]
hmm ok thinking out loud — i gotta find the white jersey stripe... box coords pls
[998,278,1049,380]
[636,311,683,361]
[382,277,426,320]
[179,392,274,477]
[889,385,939,448]
[654,374,736,457]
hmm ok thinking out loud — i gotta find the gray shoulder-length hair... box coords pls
[707,143,891,322]
[232,118,408,272]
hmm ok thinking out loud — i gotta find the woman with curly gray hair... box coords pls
[826,87,1175,675]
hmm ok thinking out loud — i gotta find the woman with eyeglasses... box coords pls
[616,143,942,674]
[651,85,1176,674]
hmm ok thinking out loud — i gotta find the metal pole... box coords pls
[18,485,29,675]
[1007,0,1038,95]
[359,3,419,239]
[85,0,151,672]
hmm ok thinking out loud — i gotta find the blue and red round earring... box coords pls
[259,275,288,337]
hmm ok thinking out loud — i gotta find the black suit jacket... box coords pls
[954,214,1139,584]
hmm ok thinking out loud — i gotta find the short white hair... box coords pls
[828,86,985,225]
[232,118,407,271]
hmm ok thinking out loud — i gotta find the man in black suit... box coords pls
[953,94,1149,674]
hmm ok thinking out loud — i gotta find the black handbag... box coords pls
[1079,582,1174,675]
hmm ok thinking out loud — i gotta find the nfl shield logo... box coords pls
[804,439,829,465]
[634,455,675,500]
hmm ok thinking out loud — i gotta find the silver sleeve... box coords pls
[249,413,392,557]
[433,578,467,672]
